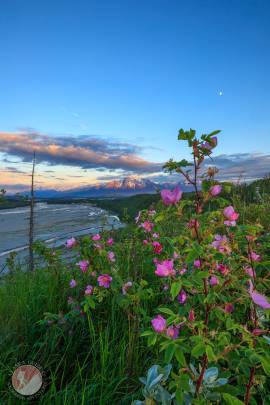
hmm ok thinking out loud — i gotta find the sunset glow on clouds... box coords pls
[0,131,163,192]
[1,130,270,193]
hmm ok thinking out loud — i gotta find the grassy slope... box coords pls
[0,196,161,404]
[88,193,160,221]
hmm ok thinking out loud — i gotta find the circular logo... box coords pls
[12,365,43,397]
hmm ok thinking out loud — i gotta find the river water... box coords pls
[0,202,122,269]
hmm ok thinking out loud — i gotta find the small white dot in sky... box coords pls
[219,90,223,96]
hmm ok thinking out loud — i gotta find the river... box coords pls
[0,202,122,269]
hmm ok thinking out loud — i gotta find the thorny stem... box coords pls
[193,154,201,214]
[195,354,208,396]
[244,243,257,402]
[244,367,255,405]
[190,151,209,396]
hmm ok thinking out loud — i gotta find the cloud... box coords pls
[0,131,163,174]
[145,153,270,184]
[204,153,270,182]
[4,166,27,174]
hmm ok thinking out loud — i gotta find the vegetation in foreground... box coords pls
[0,129,270,404]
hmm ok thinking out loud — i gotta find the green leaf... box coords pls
[86,296,95,309]
[206,345,216,362]
[165,344,176,363]
[140,330,154,337]
[147,333,157,346]
[158,307,175,316]
[260,356,270,376]
[178,128,196,140]
[175,347,187,367]
[191,343,205,359]
[177,159,193,167]
[201,180,212,192]
[175,389,184,404]
[171,281,182,300]
[222,393,245,405]
[208,130,221,137]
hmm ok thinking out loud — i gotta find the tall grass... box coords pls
[0,226,160,404]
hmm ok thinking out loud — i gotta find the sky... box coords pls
[1,0,270,192]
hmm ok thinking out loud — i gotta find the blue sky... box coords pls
[1,0,270,190]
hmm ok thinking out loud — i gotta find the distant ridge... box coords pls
[17,177,193,198]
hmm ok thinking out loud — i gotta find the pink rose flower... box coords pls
[248,280,270,309]
[217,264,230,276]
[161,187,183,206]
[223,206,239,227]
[194,259,201,268]
[66,237,76,248]
[166,325,180,339]
[85,285,94,295]
[92,234,101,241]
[77,260,89,273]
[155,260,176,277]
[108,251,115,262]
[178,289,187,304]
[249,251,261,262]
[209,275,219,286]
[151,315,166,333]
[97,274,112,288]
[107,238,114,246]
[69,279,77,288]
[141,221,154,232]
[245,266,256,278]
[152,241,163,255]
[210,184,222,197]
[211,234,231,255]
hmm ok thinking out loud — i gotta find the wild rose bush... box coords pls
[37,129,270,404]
[137,130,270,404]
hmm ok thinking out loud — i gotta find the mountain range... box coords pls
[20,177,193,198]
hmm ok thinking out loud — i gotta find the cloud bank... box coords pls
[0,131,162,174]
[204,153,270,182]
[0,131,270,190]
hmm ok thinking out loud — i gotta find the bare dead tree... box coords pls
[29,151,36,271]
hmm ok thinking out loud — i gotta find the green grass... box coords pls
[0,224,160,404]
